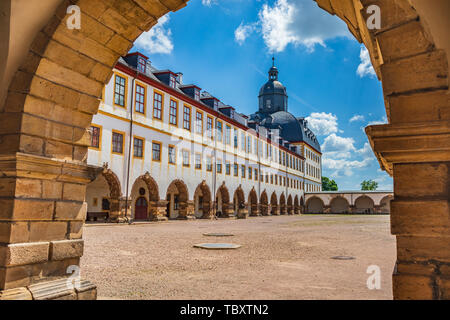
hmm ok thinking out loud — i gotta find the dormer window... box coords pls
[194,89,200,101]
[169,75,176,88]
[137,57,146,73]
[214,100,218,109]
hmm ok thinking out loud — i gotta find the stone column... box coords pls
[271,206,280,216]
[178,201,195,220]
[149,201,169,222]
[367,125,450,300]
[237,207,248,219]
[249,204,260,217]
[221,203,235,219]
[0,154,96,300]
[260,204,269,216]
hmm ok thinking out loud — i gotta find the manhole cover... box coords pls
[203,233,234,237]
[194,243,241,250]
[331,256,355,260]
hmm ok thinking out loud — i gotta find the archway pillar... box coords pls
[0,153,96,299]
[249,203,260,217]
[178,201,195,220]
[271,206,280,216]
[260,204,269,216]
[367,124,450,299]
[237,206,248,219]
[220,203,235,219]
[149,200,169,222]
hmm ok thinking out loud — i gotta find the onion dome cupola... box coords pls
[258,57,288,114]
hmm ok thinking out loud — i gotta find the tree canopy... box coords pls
[361,179,378,191]
[322,177,338,191]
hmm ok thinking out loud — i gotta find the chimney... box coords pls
[176,73,183,85]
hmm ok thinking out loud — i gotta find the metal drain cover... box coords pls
[203,233,234,237]
[194,243,241,250]
[331,256,355,260]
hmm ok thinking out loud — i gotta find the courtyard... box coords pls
[81,215,395,300]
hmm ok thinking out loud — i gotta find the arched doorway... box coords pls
[131,173,160,221]
[330,197,350,214]
[166,180,190,220]
[380,196,393,214]
[294,196,300,215]
[306,197,324,214]
[279,193,287,215]
[260,191,269,216]
[216,183,231,218]
[287,195,293,215]
[86,167,122,222]
[233,187,246,218]
[194,182,212,219]
[270,192,278,215]
[134,197,148,220]
[248,188,259,216]
[354,196,375,214]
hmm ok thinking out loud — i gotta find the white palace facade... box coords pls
[86,52,323,221]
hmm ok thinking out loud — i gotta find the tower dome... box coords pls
[258,58,288,114]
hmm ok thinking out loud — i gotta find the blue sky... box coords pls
[131,0,393,191]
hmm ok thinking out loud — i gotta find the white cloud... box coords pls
[305,112,338,136]
[202,0,217,6]
[349,115,365,123]
[322,157,372,177]
[322,134,356,159]
[134,15,173,54]
[322,135,376,177]
[234,0,350,52]
[367,115,388,126]
[357,46,376,78]
[356,142,374,159]
[235,22,256,45]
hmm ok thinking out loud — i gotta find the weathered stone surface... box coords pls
[391,200,450,236]
[49,240,84,261]
[0,287,32,300]
[393,272,434,300]
[28,278,75,300]
[397,236,450,263]
[0,242,49,267]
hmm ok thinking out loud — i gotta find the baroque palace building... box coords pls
[86,52,322,221]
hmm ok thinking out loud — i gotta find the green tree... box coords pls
[361,179,378,191]
[322,177,338,191]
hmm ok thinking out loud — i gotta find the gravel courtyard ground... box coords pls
[81,214,396,300]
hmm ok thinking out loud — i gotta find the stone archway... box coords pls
[270,192,279,215]
[306,197,324,214]
[293,196,300,215]
[380,195,393,214]
[131,172,161,221]
[216,183,232,218]
[248,188,259,217]
[330,197,350,214]
[86,166,122,222]
[354,196,375,214]
[287,195,293,215]
[0,0,448,300]
[166,179,192,220]
[300,197,305,214]
[260,191,269,216]
[279,193,287,215]
[233,186,246,219]
[194,181,212,219]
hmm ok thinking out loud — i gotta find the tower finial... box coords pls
[272,55,275,67]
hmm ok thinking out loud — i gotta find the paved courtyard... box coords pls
[81,215,396,300]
